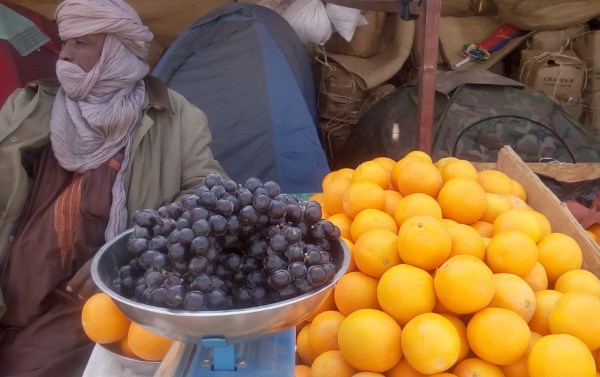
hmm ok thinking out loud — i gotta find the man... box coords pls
[0,0,226,375]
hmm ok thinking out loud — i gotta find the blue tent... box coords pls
[153,3,329,194]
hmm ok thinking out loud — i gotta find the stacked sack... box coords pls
[294,152,600,377]
[574,30,600,141]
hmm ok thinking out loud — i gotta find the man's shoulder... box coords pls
[23,78,61,99]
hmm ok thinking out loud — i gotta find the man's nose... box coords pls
[58,40,73,62]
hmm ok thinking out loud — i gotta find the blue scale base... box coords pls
[186,329,295,376]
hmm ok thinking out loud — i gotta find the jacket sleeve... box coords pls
[179,104,228,195]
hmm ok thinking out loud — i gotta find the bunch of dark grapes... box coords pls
[112,174,342,311]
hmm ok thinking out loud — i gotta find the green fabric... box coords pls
[0,3,50,56]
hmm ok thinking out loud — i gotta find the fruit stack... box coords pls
[294,152,600,377]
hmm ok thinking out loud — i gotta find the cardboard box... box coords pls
[548,96,583,119]
[318,65,368,120]
[581,92,600,141]
[527,24,590,53]
[325,11,385,59]
[520,50,586,102]
[573,31,600,96]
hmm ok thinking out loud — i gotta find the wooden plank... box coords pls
[416,0,441,154]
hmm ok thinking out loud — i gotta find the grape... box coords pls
[131,210,141,224]
[179,195,190,206]
[245,177,263,193]
[294,278,313,294]
[167,230,180,246]
[284,227,302,244]
[247,269,267,288]
[135,276,146,287]
[211,185,227,200]
[190,207,208,223]
[172,261,188,274]
[319,251,331,263]
[271,270,292,288]
[210,276,226,291]
[119,265,135,279]
[208,215,227,236]
[134,226,153,240]
[184,291,207,311]
[231,269,248,285]
[279,284,296,299]
[134,285,146,301]
[135,211,157,228]
[149,236,168,254]
[317,239,331,252]
[234,287,253,308]
[144,268,156,278]
[130,238,149,256]
[249,240,268,259]
[142,287,154,304]
[264,226,280,238]
[239,206,258,224]
[307,265,327,286]
[323,263,336,283]
[157,206,168,218]
[146,271,165,288]
[207,289,228,310]
[251,286,267,305]
[191,236,210,256]
[129,258,141,271]
[205,263,216,276]
[288,261,307,280]
[240,223,254,236]
[168,243,188,263]
[268,200,287,219]
[215,265,230,280]
[226,216,241,234]
[263,181,281,198]
[253,195,271,214]
[206,173,224,189]
[269,234,288,253]
[152,253,170,271]
[219,234,238,248]
[237,189,254,207]
[206,247,218,263]
[224,180,238,193]
[208,235,218,247]
[257,213,269,227]
[241,256,260,272]
[151,287,167,306]
[176,217,192,231]
[121,277,135,297]
[304,202,322,225]
[184,195,200,210]
[263,255,287,273]
[305,249,323,267]
[288,197,300,206]
[226,195,241,213]
[309,224,325,241]
[224,254,242,272]
[192,274,212,293]
[167,203,184,220]
[178,228,195,246]
[199,191,217,208]
[295,221,309,238]
[268,217,284,226]
[164,275,183,288]
[194,186,210,197]
[165,286,186,307]
[189,257,209,275]
[160,218,177,235]
[152,224,164,238]
[192,219,211,237]
[139,250,158,270]
[318,220,336,240]
[284,243,304,262]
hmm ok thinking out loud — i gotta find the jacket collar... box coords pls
[24,76,174,114]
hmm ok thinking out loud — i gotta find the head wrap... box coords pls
[51,0,153,241]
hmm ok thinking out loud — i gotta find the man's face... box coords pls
[58,33,107,73]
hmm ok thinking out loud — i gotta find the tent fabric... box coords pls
[153,3,328,194]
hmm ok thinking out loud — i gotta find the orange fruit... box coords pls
[435,157,459,172]
[501,331,543,377]
[296,321,309,337]
[322,172,336,191]
[433,298,464,318]
[353,373,386,377]
[587,230,599,243]
[377,264,436,326]
[119,337,138,359]
[127,323,173,361]
[336,168,355,180]
[297,323,319,366]
[453,358,505,377]
[505,194,530,210]
[587,223,600,240]
[309,193,324,203]
[295,365,311,377]
[384,190,404,218]
[438,313,470,365]
[354,229,401,278]
[440,160,478,183]
[523,262,549,292]
[549,292,600,350]
[341,237,357,274]
[446,223,486,261]
[330,213,353,240]
[531,211,551,240]
[437,178,488,224]
[343,181,386,219]
[335,272,381,316]
[537,233,583,282]
[555,269,600,298]
[350,209,398,243]
[478,170,514,195]
[528,290,563,336]
[512,180,527,201]
[391,156,423,191]
[486,231,538,278]
[82,293,131,344]
[307,291,337,322]
[467,307,531,365]
[396,160,443,198]
[488,273,537,322]
[373,157,397,173]
[434,255,495,314]
[386,358,427,377]
[309,311,346,355]
[441,219,458,228]
[470,221,494,238]
[353,161,391,190]
[401,313,460,374]
[394,193,442,228]
[481,193,512,224]
[493,209,541,242]
[324,177,352,215]
[596,350,600,371]
[483,237,491,248]
[407,150,433,163]
[338,309,403,372]
[321,207,331,219]
[311,350,358,377]
[397,216,452,270]
[527,334,596,377]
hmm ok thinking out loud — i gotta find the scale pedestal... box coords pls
[155,329,296,377]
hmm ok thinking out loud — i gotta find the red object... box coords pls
[480,24,523,53]
[0,1,61,107]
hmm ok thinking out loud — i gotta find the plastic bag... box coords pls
[258,0,296,15]
[325,3,368,42]
[283,0,332,45]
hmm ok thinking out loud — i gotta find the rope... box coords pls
[520,51,588,99]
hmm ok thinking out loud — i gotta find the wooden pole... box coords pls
[416,0,441,154]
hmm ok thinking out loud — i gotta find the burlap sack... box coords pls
[492,0,600,31]
[581,93,600,142]
[526,24,590,53]
[325,11,385,58]
[574,31,600,97]
[441,0,473,17]
[317,64,368,120]
[470,0,498,16]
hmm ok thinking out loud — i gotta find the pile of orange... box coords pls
[295,152,600,377]
[82,293,173,361]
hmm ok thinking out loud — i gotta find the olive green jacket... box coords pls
[0,76,226,318]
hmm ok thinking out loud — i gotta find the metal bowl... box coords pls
[92,229,350,344]
[98,343,160,375]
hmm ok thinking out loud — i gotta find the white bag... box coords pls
[325,3,368,42]
[258,0,296,15]
[282,0,332,45]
